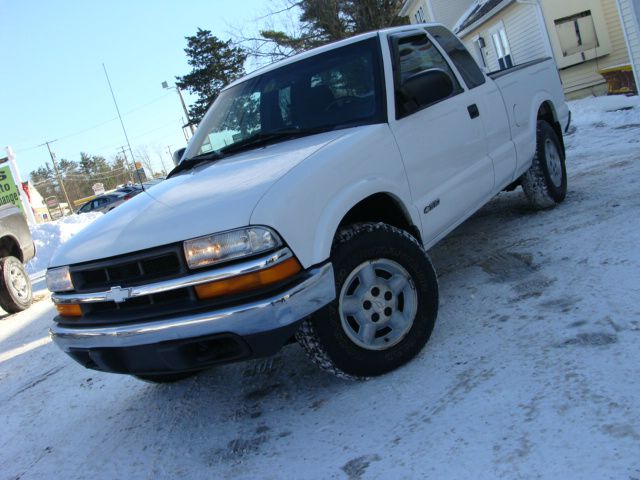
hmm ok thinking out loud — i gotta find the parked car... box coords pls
[0,205,35,313]
[76,193,127,214]
[115,185,143,201]
[142,178,164,190]
[46,24,569,383]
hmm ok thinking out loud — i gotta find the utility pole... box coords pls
[162,81,196,135]
[176,87,196,135]
[118,146,134,183]
[39,140,72,213]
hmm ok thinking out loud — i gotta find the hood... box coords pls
[49,131,347,267]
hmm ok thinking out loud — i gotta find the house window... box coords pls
[554,11,599,58]
[414,6,426,24]
[492,27,513,70]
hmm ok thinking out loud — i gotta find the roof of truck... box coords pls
[224,23,443,90]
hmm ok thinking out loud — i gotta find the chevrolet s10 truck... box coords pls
[46,25,569,382]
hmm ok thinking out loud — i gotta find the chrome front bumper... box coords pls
[50,263,335,352]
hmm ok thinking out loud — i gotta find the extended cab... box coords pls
[46,25,569,382]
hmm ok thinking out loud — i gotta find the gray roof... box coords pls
[454,0,508,34]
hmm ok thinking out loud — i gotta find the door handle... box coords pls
[467,104,480,119]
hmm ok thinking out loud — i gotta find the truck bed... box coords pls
[488,58,570,178]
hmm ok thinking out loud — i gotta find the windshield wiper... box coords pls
[219,126,334,155]
[166,151,226,179]
[167,127,334,178]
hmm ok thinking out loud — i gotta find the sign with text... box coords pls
[45,196,63,220]
[92,183,105,195]
[0,166,24,214]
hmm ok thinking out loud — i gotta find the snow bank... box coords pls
[568,94,640,129]
[566,95,640,160]
[26,213,102,276]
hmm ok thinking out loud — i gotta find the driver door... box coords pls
[387,31,494,245]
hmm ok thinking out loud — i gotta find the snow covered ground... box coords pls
[2,95,640,479]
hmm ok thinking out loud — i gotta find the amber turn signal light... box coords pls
[195,257,302,300]
[55,304,82,317]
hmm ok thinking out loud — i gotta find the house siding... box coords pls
[432,0,476,30]
[617,0,640,88]
[402,0,475,29]
[461,3,549,72]
[540,0,630,97]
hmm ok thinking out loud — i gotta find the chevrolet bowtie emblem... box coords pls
[105,286,132,303]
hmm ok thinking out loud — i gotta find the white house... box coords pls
[616,0,640,89]
[399,0,475,30]
[400,0,638,98]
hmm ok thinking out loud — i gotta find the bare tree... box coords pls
[135,146,155,178]
[231,0,407,64]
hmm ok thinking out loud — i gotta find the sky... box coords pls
[0,0,272,180]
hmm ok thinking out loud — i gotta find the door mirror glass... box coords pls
[399,68,454,113]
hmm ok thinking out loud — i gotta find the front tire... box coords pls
[296,223,438,379]
[0,256,32,314]
[521,120,567,209]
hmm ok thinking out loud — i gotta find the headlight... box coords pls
[184,227,283,269]
[46,266,74,292]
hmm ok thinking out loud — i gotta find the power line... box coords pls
[15,92,173,153]
[89,120,179,153]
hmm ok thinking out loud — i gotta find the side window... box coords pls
[392,33,462,117]
[427,26,486,88]
[395,34,461,87]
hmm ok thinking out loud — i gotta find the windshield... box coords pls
[191,37,385,157]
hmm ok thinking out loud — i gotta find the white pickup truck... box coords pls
[47,24,569,382]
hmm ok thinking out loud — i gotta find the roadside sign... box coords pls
[133,162,147,182]
[0,165,25,214]
[92,183,105,195]
[45,196,63,220]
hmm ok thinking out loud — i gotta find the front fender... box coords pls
[250,124,415,268]
[310,181,419,267]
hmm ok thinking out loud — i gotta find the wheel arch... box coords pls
[336,193,422,245]
[536,100,566,158]
[0,235,24,262]
[310,182,422,267]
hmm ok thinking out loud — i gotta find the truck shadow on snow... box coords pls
[107,182,630,470]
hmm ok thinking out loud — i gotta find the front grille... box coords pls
[59,245,304,328]
[70,244,186,291]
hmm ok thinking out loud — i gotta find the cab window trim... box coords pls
[388,30,465,120]
[425,26,488,90]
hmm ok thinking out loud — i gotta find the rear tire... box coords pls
[521,120,567,209]
[0,256,32,314]
[296,223,438,379]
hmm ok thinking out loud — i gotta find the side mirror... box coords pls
[399,68,454,115]
[172,147,186,166]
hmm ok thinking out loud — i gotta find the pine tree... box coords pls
[176,30,247,124]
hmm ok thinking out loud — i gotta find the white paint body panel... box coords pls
[49,25,568,272]
[49,131,349,267]
[490,59,569,179]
